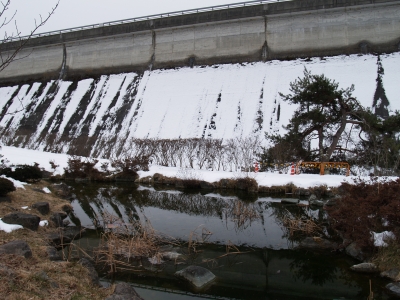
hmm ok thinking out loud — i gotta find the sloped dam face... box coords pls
[0,53,399,158]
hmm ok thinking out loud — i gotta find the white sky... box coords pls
[1,0,248,37]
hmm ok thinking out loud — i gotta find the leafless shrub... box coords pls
[64,156,102,179]
[111,155,149,174]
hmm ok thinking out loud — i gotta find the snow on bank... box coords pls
[1,146,398,188]
[0,218,23,233]
[138,165,397,188]
[371,231,395,247]
[0,146,109,176]
[0,175,27,189]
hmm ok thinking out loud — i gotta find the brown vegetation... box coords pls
[0,181,112,299]
[326,178,400,257]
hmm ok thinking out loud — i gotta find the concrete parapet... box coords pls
[0,0,399,83]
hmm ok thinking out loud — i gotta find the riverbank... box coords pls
[0,181,112,299]
[2,146,398,190]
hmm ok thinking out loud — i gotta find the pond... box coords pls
[65,182,396,300]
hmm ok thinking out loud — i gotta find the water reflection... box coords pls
[67,183,394,300]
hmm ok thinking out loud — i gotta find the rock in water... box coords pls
[350,263,378,273]
[175,265,216,289]
[105,282,144,300]
[386,282,400,297]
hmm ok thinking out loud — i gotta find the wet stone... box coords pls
[50,212,68,227]
[298,237,338,250]
[51,183,71,199]
[381,269,400,281]
[175,265,216,289]
[386,282,400,297]
[105,282,144,300]
[350,263,378,273]
[345,242,365,261]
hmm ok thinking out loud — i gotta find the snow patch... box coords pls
[0,218,23,233]
[371,231,395,247]
[0,175,26,189]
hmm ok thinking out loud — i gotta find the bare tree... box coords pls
[0,0,59,73]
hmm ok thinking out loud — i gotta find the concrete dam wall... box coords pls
[0,53,399,158]
[0,0,399,83]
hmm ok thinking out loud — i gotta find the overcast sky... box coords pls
[1,0,249,37]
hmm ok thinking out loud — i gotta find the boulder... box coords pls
[2,212,40,231]
[386,282,400,297]
[298,237,338,250]
[105,282,144,300]
[34,271,59,288]
[175,265,216,289]
[50,212,68,227]
[79,258,101,287]
[32,202,50,215]
[46,246,62,261]
[61,204,73,213]
[46,226,85,248]
[51,183,71,198]
[350,263,378,273]
[0,240,32,258]
[381,269,400,281]
[345,242,365,261]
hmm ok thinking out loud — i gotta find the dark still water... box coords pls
[66,182,395,300]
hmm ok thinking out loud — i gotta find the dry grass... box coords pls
[227,200,260,231]
[95,213,177,273]
[0,181,112,300]
[282,216,321,237]
[0,181,72,217]
[187,225,213,254]
[372,240,400,276]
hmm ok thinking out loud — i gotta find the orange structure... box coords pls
[296,161,350,176]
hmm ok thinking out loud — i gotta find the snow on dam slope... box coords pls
[0,53,399,158]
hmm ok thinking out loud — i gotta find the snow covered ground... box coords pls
[2,145,397,189]
[0,53,399,157]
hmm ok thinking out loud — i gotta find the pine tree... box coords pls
[278,68,364,162]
